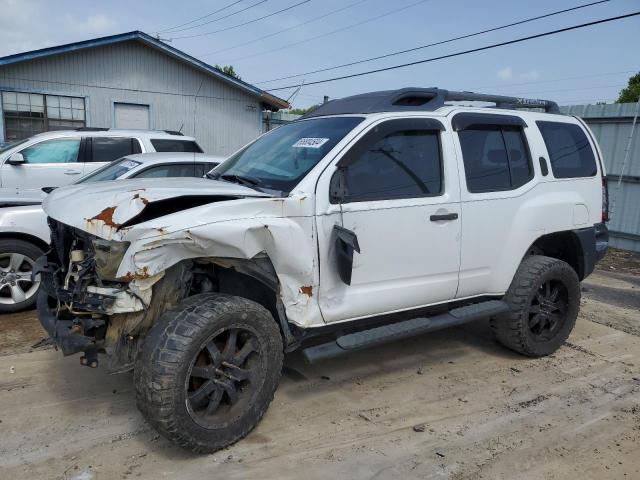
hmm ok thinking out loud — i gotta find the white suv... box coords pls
[36,88,609,453]
[0,128,202,191]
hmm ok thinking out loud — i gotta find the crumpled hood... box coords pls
[43,177,272,238]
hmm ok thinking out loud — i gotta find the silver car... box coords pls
[0,152,223,312]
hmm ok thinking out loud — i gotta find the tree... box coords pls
[286,104,321,116]
[617,72,640,103]
[214,64,241,80]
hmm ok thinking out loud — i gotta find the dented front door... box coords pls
[315,118,461,323]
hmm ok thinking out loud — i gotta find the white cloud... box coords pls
[64,14,117,36]
[519,70,541,81]
[497,67,542,82]
[497,66,514,81]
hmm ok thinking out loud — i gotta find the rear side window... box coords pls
[90,137,141,163]
[536,121,597,178]
[458,126,532,193]
[151,139,203,153]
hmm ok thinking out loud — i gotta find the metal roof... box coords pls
[0,31,289,110]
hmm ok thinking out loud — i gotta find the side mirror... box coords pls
[6,152,25,165]
[329,167,347,203]
[333,225,360,285]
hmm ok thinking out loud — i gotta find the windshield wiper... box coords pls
[207,172,263,191]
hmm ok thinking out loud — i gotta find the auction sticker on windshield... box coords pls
[292,138,330,149]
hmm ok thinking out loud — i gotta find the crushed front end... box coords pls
[36,217,190,371]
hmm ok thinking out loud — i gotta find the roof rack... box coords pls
[163,130,184,136]
[303,88,560,118]
[75,127,109,132]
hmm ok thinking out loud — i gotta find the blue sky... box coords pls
[0,0,638,108]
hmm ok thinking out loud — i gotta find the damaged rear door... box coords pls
[315,117,461,322]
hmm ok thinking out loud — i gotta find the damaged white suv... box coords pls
[37,88,609,453]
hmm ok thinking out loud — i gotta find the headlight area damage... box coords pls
[36,188,318,373]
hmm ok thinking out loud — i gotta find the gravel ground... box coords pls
[0,260,638,479]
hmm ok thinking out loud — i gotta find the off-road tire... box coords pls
[134,293,283,453]
[490,255,580,357]
[0,239,44,313]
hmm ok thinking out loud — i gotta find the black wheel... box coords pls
[491,255,580,357]
[134,293,283,453]
[0,239,44,313]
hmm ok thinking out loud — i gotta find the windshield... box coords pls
[76,157,142,183]
[212,116,364,192]
[0,138,29,154]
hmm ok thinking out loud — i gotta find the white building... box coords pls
[0,31,288,155]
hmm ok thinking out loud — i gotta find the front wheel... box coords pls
[134,293,283,453]
[0,239,43,313]
[491,255,581,357]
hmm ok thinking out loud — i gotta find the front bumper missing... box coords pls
[37,291,103,366]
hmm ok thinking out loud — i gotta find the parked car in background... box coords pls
[0,128,203,192]
[0,152,222,313]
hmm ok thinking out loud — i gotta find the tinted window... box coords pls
[537,121,597,178]
[343,128,442,201]
[20,138,80,164]
[151,139,203,153]
[214,117,364,193]
[91,137,139,163]
[458,126,532,192]
[133,163,201,179]
[77,157,142,183]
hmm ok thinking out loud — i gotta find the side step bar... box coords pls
[303,300,509,364]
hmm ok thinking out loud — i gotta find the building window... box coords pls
[2,91,86,141]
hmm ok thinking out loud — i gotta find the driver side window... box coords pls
[338,119,443,202]
[20,138,80,164]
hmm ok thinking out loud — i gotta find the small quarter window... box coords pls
[458,125,532,193]
[536,121,597,178]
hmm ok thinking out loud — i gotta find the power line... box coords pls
[255,0,610,84]
[289,71,635,105]
[172,0,314,40]
[460,70,636,91]
[156,0,245,33]
[223,0,433,63]
[197,0,371,57]
[265,11,640,92]
[161,0,270,34]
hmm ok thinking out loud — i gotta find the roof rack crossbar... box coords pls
[445,90,560,113]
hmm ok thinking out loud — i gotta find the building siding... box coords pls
[561,102,640,252]
[0,40,262,155]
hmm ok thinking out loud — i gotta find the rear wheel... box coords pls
[491,255,580,357]
[0,239,43,313]
[134,293,283,453]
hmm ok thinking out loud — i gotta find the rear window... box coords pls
[458,125,532,193]
[536,121,597,178]
[151,139,203,153]
[90,137,141,163]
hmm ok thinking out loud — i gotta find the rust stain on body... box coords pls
[300,286,313,297]
[132,193,149,205]
[120,266,150,282]
[88,206,120,228]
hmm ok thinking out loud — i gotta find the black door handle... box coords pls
[430,212,458,221]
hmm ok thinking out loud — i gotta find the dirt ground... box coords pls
[0,255,638,479]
